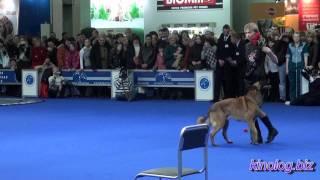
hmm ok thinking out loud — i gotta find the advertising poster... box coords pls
[90,0,144,30]
[157,0,223,11]
[298,0,320,31]
[0,0,19,39]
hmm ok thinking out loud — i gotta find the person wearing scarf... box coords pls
[244,22,278,144]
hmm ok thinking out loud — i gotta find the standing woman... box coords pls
[142,34,155,69]
[286,32,309,103]
[129,36,143,69]
[0,39,9,68]
[31,38,47,68]
[305,32,318,70]
[243,22,278,144]
[64,42,80,69]
[80,39,92,69]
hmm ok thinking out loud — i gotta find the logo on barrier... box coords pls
[155,72,172,84]
[199,77,210,90]
[25,74,34,86]
[73,71,87,83]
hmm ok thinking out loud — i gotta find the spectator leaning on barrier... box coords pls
[57,39,71,69]
[181,37,192,70]
[201,37,217,71]
[154,45,166,70]
[164,35,177,69]
[171,45,183,70]
[31,38,47,68]
[111,42,126,69]
[90,35,112,69]
[128,36,143,69]
[142,34,155,69]
[80,39,92,69]
[47,39,57,66]
[64,42,80,69]
[189,35,204,70]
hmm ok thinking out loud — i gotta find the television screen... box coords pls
[90,0,144,29]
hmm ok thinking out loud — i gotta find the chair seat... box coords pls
[137,167,200,179]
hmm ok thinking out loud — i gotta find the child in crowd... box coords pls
[154,46,166,70]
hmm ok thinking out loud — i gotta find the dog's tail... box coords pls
[196,114,211,126]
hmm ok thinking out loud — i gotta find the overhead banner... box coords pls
[195,70,213,101]
[0,0,20,38]
[157,0,223,11]
[298,0,320,31]
[22,70,38,97]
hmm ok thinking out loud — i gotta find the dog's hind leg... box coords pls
[209,112,226,146]
[210,125,222,147]
[222,120,233,144]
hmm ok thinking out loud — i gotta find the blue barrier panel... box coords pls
[61,70,112,86]
[0,69,196,88]
[133,70,195,88]
[0,70,21,85]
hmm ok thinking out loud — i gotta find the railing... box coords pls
[0,69,214,100]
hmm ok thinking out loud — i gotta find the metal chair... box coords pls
[135,124,209,180]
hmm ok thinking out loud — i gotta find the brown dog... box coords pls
[198,85,268,146]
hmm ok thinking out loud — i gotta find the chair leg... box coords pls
[205,169,208,180]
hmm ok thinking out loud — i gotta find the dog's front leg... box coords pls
[248,120,259,145]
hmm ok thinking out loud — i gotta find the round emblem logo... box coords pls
[200,77,210,90]
[25,74,34,86]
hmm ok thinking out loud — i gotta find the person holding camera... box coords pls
[48,67,65,98]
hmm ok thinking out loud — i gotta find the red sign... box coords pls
[164,0,216,7]
[299,0,320,31]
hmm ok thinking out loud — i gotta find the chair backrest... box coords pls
[179,124,209,151]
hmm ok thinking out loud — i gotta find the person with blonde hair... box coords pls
[243,22,278,144]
